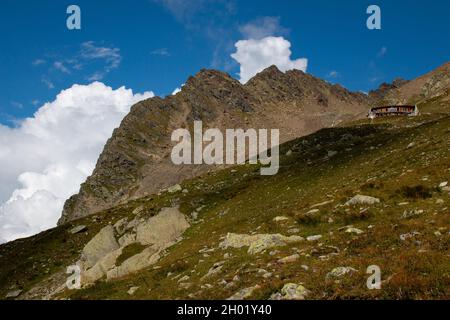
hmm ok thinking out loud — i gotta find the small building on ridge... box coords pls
[368,105,419,119]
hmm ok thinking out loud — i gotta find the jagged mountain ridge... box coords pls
[59,66,372,223]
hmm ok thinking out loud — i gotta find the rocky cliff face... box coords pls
[59,66,372,224]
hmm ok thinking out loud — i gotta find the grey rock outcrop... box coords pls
[270,283,309,300]
[81,225,119,269]
[345,195,380,206]
[219,233,304,254]
[77,206,189,286]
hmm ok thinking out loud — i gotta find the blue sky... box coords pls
[1,0,449,125]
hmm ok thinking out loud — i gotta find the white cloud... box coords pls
[41,77,55,89]
[53,61,71,74]
[87,72,104,82]
[171,83,184,95]
[80,41,122,80]
[0,82,154,243]
[11,101,24,109]
[150,48,171,57]
[37,42,123,89]
[32,59,46,66]
[80,42,121,67]
[377,46,387,58]
[239,16,288,40]
[231,36,308,84]
[153,0,211,24]
[326,70,339,78]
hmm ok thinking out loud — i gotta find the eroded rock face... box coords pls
[219,233,304,254]
[77,206,189,286]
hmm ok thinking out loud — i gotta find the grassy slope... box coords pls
[0,93,449,300]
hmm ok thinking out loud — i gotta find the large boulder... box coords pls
[326,266,358,279]
[219,233,304,254]
[69,225,87,234]
[136,207,190,247]
[5,289,22,299]
[270,283,309,300]
[345,195,380,206]
[78,206,190,286]
[81,225,119,268]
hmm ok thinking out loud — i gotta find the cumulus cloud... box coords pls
[239,16,288,40]
[231,36,308,83]
[0,82,154,243]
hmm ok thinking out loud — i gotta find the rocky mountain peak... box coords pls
[185,68,236,86]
